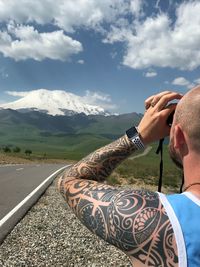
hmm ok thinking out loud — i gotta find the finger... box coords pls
[155,92,183,111]
[145,91,173,109]
[145,95,155,109]
[150,91,171,106]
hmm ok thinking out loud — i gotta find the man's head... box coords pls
[169,85,200,168]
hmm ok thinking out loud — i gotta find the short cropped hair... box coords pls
[175,85,200,152]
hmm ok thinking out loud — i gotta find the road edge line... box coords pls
[0,165,69,244]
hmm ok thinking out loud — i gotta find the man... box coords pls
[58,87,200,266]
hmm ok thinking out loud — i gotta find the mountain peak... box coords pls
[0,89,109,116]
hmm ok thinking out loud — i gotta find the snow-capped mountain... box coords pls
[0,89,109,116]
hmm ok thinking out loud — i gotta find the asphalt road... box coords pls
[0,164,67,241]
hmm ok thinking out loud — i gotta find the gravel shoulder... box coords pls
[0,176,132,267]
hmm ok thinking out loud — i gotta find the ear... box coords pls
[173,125,186,149]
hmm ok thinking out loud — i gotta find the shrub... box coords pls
[13,146,21,153]
[25,149,32,156]
[3,146,11,153]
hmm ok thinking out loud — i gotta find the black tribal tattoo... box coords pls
[58,135,178,267]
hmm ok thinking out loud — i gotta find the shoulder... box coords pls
[108,189,178,266]
[60,178,178,266]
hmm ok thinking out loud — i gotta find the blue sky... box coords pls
[0,0,200,114]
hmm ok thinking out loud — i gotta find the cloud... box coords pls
[0,24,82,61]
[144,71,157,78]
[171,77,196,89]
[194,78,200,85]
[172,77,190,87]
[77,59,84,64]
[6,91,29,97]
[130,0,144,18]
[172,76,200,90]
[83,90,117,110]
[0,0,200,70]
[0,0,132,61]
[105,1,200,70]
[0,0,130,32]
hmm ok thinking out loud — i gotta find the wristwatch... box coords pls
[126,126,145,150]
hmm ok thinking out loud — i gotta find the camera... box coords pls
[167,111,175,127]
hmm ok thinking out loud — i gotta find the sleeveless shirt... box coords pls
[158,192,200,267]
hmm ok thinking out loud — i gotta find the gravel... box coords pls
[0,176,132,267]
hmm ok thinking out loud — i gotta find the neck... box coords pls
[183,182,200,192]
[183,150,200,193]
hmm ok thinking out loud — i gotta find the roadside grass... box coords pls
[0,132,182,193]
[0,133,111,160]
[113,143,182,192]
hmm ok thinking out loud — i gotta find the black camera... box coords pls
[167,111,175,127]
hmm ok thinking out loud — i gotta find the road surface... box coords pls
[0,163,68,242]
[129,146,152,160]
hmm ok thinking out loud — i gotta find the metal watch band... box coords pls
[130,135,145,150]
[126,126,145,150]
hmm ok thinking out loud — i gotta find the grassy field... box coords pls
[0,111,182,192]
[108,143,183,193]
[0,133,111,160]
[0,135,182,193]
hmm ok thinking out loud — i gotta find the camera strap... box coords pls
[156,138,164,192]
[180,174,184,193]
[156,139,185,193]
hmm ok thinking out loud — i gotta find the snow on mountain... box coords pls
[0,89,109,116]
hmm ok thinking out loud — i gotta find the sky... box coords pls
[0,0,200,114]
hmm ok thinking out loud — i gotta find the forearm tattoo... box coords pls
[58,135,178,266]
[61,135,136,184]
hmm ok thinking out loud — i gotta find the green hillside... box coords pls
[0,109,182,190]
[0,109,142,159]
[114,143,182,191]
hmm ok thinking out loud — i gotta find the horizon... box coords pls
[0,0,200,114]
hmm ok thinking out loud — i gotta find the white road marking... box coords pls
[16,168,24,171]
[0,164,23,168]
[0,165,69,228]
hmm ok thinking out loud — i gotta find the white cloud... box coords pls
[106,1,200,70]
[83,90,117,110]
[155,0,162,12]
[0,0,130,32]
[144,71,157,78]
[172,77,195,89]
[194,78,200,85]
[0,24,82,61]
[172,77,200,89]
[0,0,133,61]
[130,0,144,18]
[6,91,29,97]
[0,0,200,70]
[77,59,84,64]
[172,77,190,86]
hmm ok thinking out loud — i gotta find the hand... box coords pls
[138,91,183,145]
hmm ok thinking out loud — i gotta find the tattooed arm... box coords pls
[58,135,178,266]
[58,92,182,266]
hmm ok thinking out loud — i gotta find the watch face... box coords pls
[126,127,138,138]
